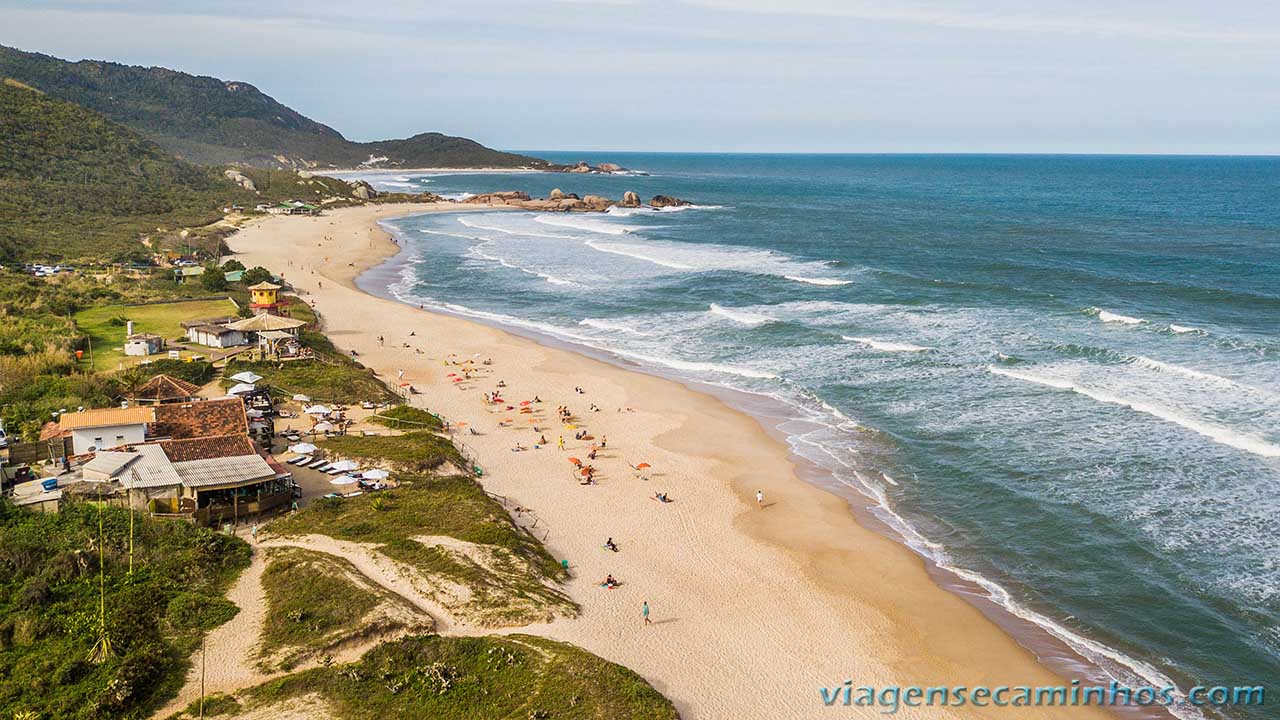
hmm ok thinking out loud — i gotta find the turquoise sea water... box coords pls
[345,154,1278,718]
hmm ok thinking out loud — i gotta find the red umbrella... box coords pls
[520,400,532,406]
[447,372,456,377]
[453,378,463,383]
[568,457,582,465]
[635,463,651,469]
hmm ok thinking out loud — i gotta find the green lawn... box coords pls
[73,298,240,370]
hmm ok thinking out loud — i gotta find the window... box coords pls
[93,437,103,447]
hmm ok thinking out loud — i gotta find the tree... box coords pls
[200,264,228,291]
[221,258,245,272]
[241,266,272,286]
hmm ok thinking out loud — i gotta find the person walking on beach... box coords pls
[756,489,764,508]
[558,436,565,450]
[642,601,652,627]
[251,523,258,543]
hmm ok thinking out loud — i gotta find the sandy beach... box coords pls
[225,203,1113,719]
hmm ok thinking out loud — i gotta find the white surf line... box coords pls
[988,366,1280,459]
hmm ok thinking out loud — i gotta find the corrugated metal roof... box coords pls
[173,454,275,488]
[83,451,138,477]
[58,406,156,430]
[123,445,184,489]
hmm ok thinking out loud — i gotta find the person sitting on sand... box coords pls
[602,574,618,589]
[497,380,506,387]
[605,538,618,552]
[540,435,549,445]
[655,492,670,503]
[534,395,542,403]
[512,443,527,452]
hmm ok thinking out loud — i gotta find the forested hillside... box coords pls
[0,45,553,170]
[0,79,244,263]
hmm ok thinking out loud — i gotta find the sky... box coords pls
[2,1,1278,154]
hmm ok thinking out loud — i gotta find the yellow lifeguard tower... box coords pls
[248,281,285,315]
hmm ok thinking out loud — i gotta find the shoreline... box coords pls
[228,204,1120,719]
[358,214,1182,720]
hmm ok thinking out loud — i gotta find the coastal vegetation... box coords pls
[268,474,574,626]
[368,405,444,431]
[257,547,432,671]
[319,432,464,473]
[0,45,553,171]
[0,501,250,719]
[181,634,677,720]
[221,356,399,406]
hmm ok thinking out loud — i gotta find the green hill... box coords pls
[0,45,554,171]
[0,79,246,263]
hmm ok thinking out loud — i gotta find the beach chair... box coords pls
[309,459,332,470]
[287,455,312,466]
[326,466,346,475]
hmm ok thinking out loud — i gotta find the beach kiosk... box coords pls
[248,281,285,315]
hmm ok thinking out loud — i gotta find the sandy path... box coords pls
[218,204,1114,720]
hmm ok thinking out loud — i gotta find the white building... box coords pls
[124,333,165,357]
[57,406,156,453]
[186,323,247,348]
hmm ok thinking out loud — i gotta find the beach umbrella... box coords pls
[568,458,582,465]
[228,383,256,395]
[230,371,264,383]
[519,400,532,406]
[362,469,390,480]
[635,463,651,470]
[292,393,311,402]
[453,378,463,383]
[304,404,331,415]
[289,442,318,454]
[312,421,335,432]
[447,373,456,377]
[330,475,359,485]
[329,460,359,472]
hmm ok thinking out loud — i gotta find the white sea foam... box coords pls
[382,181,416,188]
[534,214,630,235]
[842,336,933,352]
[466,240,577,286]
[1095,309,1145,325]
[784,275,853,286]
[987,366,1280,458]
[578,318,649,335]
[458,216,572,240]
[709,303,776,327]
[1169,324,1200,334]
[440,192,474,201]
[1128,355,1259,392]
[583,240,695,270]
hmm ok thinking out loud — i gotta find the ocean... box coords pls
[342,154,1279,718]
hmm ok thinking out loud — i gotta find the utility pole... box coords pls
[200,634,206,719]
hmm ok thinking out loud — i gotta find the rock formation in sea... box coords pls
[650,194,691,208]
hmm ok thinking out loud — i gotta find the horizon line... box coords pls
[507,150,1280,159]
